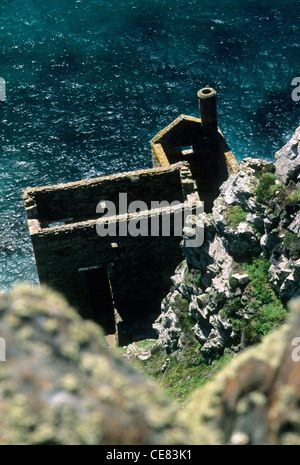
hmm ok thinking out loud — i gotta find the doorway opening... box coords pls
[85,267,116,337]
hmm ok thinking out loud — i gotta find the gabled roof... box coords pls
[150,114,203,148]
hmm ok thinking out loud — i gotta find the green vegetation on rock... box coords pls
[129,294,233,404]
[139,340,233,405]
[255,172,284,203]
[226,257,287,344]
[226,205,247,229]
[286,188,300,204]
[228,272,239,289]
[183,267,202,288]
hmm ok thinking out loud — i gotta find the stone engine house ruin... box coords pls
[23,88,239,345]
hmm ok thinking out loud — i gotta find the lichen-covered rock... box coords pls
[180,297,300,445]
[0,284,188,445]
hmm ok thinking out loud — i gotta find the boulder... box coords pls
[0,284,187,445]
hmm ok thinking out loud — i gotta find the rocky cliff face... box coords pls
[154,127,300,362]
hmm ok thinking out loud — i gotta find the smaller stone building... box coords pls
[151,88,239,211]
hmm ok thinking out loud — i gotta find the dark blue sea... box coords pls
[0,0,300,290]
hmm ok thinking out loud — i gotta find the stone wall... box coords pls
[30,211,186,343]
[24,163,185,225]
